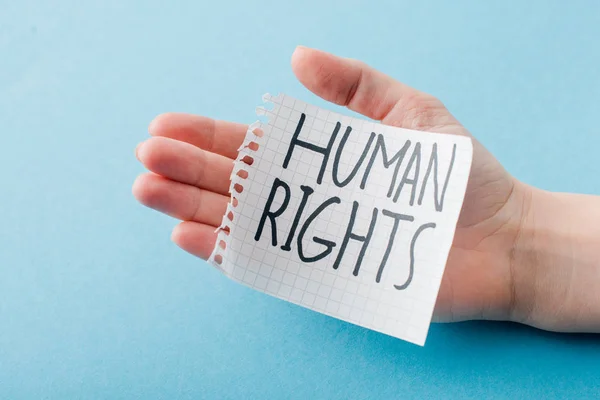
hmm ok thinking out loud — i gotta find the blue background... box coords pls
[2,1,600,398]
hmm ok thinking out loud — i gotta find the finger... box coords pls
[291,46,466,134]
[149,113,247,160]
[171,221,219,260]
[136,136,232,196]
[132,173,228,226]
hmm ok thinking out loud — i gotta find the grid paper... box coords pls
[209,93,473,346]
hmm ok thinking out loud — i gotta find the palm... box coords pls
[133,47,524,323]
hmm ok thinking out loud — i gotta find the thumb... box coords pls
[291,46,467,136]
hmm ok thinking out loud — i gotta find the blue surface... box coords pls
[2,1,600,398]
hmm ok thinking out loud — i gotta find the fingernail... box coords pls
[135,142,144,161]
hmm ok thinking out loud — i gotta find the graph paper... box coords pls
[209,93,473,346]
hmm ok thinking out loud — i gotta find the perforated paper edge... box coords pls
[208,93,282,273]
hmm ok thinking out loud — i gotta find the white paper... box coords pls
[209,93,473,346]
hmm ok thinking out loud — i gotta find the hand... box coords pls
[133,46,600,332]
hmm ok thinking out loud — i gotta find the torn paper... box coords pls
[209,93,473,346]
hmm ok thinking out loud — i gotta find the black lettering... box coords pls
[283,113,340,184]
[254,178,291,246]
[332,128,376,187]
[297,197,341,262]
[332,201,378,276]
[360,135,411,198]
[393,142,421,203]
[281,185,314,251]
[376,210,415,283]
[418,143,457,212]
[394,222,436,290]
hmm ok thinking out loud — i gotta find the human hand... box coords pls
[133,46,600,332]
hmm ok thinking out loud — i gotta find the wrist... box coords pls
[509,186,600,331]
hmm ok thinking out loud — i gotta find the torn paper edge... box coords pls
[208,93,281,274]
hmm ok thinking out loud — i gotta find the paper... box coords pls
[209,93,473,346]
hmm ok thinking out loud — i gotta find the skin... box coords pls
[132,46,600,333]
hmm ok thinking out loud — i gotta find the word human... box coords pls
[284,113,457,211]
[253,113,458,290]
